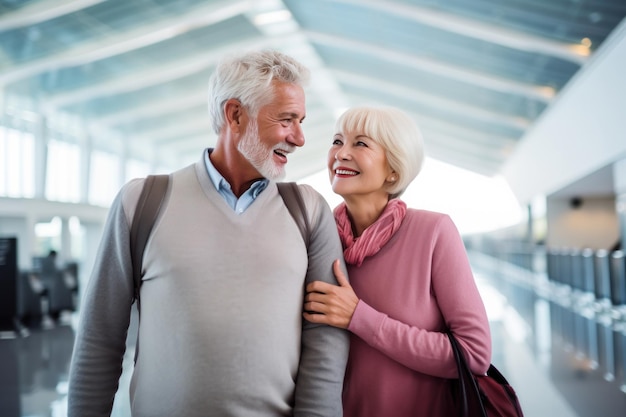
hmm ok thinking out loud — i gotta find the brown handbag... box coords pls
[448,332,524,417]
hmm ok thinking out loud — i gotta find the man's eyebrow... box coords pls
[277,112,305,121]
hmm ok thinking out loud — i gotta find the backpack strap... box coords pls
[130,174,170,305]
[129,174,169,365]
[277,182,311,247]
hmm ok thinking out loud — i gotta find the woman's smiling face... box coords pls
[327,130,395,201]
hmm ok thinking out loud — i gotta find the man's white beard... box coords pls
[237,118,286,180]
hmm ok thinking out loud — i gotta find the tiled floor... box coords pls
[1,254,624,416]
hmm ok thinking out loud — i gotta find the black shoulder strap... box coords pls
[130,174,169,304]
[277,182,311,247]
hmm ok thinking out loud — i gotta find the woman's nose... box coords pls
[335,147,350,160]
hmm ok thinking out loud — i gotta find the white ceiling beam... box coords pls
[305,31,555,102]
[136,117,212,144]
[0,0,105,32]
[93,90,208,127]
[42,34,286,110]
[416,117,517,150]
[334,0,590,64]
[425,130,508,161]
[334,70,531,131]
[424,145,500,176]
[0,0,252,86]
[422,137,504,172]
[409,113,518,149]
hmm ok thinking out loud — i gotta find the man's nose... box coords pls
[288,122,305,147]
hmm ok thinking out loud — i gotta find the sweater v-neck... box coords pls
[194,159,274,221]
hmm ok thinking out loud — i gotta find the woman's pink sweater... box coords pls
[343,209,491,417]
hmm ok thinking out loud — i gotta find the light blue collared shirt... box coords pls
[204,149,269,214]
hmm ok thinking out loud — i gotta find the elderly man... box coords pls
[68,50,349,417]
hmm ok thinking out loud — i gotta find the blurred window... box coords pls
[46,139,81,202]
[0,125,35,198]
[89,150,121,207]
[126,158,151,182]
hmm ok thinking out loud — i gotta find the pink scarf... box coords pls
[333,199,407,267]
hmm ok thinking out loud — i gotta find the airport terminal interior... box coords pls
[1,0,626,416]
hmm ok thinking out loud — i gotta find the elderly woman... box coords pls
[304,106,492,417]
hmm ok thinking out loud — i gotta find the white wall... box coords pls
[0,197,108,269]
[502,19,626,205]
[0,216,30,268]
[546,196,619,249]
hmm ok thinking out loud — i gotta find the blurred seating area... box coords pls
[1,246,79,336]
[466,237,626,416]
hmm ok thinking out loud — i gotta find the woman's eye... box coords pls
[332,138,342,145]
[356,141,367,147]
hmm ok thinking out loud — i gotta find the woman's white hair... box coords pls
[335,106,425,199]
[207,49,310,134]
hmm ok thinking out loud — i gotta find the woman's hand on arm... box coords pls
[303,259,359,329]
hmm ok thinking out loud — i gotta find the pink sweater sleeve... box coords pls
[347,213,491,378]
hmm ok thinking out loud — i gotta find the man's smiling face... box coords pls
[237,81,306,180]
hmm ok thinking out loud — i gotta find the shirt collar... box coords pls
[204,148,269,196]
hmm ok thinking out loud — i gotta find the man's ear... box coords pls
[224,99,243,132]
